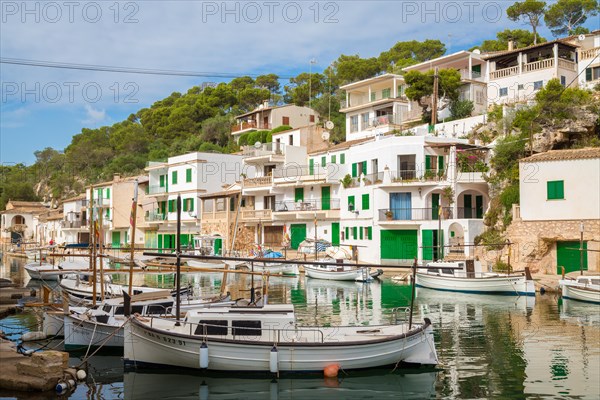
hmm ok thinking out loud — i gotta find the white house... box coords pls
[511,148,600,274]
[0,201,48,244]
[576,30,600,90]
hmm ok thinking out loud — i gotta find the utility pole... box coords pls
[431,67,439,128]
[309,58,316,108]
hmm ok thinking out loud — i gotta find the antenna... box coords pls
[325,120,334,130]
[321,131,330,141]
[254,141,262,149]
[578,34,586,41]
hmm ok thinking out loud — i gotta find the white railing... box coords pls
[240,209,272,220]
[557,58,577,72]
[243,176,273,187]
[490,66,519,80]
[580,46,600,60]
[201,211,229,221]
[242,142,285,157]
[523,58,553,73]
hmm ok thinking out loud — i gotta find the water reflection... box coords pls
[122,369,438,400]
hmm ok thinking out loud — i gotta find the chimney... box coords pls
[113,173,121,182]
[508,40,514,51]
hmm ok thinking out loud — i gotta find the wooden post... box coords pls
[431,67,439,127]
[506,239,512,275]
[98,199,105,303]
[580,221,584,276]
[175,195,182,326]
[408,257,417,330]
[90,187,97,307]
[128,180,138,296]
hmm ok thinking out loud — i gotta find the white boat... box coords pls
[304,264,373,282]
[414,261,535,296]
[124,303,438,372]
[559,276,600,304]
[24,257,93,281]
[62,291,235,349]
[239,260,299,276]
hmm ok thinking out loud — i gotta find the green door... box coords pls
[476,195,483,218]
[158,234,163,253]
[295,188,304,202]
[111,231,121,248]
[214,238,222,255]
[380,230,418,260]
[321,186,331,210]
[290,224,307,249]
[464,194,472,218]
[331,222,340,246]
[422,230,433,261]
[432,193,440,220]
[557,241,588,274]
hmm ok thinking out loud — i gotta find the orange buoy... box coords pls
[323,364,340,378]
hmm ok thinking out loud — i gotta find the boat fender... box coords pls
[323,364,339,378]
[76,370,87,381]
[55,379,75,393]
[199,342,209,369]
[540,287,546,295]
[21,331,47,341]
[269,346,278,374]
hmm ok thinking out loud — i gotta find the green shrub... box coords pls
[270,125,293,134]
[500,184,519,210]
[449,100,474,120]
[487,104,503,123]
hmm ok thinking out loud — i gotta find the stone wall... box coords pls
[475,219,600,274]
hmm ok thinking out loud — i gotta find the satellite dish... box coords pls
[578,34,586,41]
[321,131,330,141]
[472,49,481,54]
[254,141,262,149]
[325,120,334,130]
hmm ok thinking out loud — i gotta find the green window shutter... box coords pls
[340,154,345,164]
[295,188,304,202]
[331,155,336,164]
[105,209,110,219]
[438,155,444,172]
[321,156,326,167]
[189,198,194,212]
[183,199,188,212]
[345,227,349,239]
[97,188,103,199]
[352,227,358,239]
[168,200,174,212]
[309,159,314,175]
[106,188,110,199]
[425,155,432,171]
[159,175,165,188]
[368,227,373,240]
[362,162,367,175]
[352,163,357,177]
[348,195,355,211]
[370,92,376,102]
[359,227,364,240]
[362,194,370,210]
[422,230,434,260]
[172,171,178,184]
[586,68,593,81]
[186,168,192,183]
[547,180,564,200]
[382,88,391,98]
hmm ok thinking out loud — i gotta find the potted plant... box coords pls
[384,210,394,220]
[441,186,454,218]
[340,174,353,188]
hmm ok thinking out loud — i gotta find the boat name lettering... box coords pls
[144,330,186,346]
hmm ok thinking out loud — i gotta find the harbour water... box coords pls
[1,256,599,399]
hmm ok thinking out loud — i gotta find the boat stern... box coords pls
[402,318,439,366]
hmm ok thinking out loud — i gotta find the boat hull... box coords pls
[305,266,371,282]
[124,318,438,372]
[415,273,535,296]
[561,283,600,304]
[64,314,125,349]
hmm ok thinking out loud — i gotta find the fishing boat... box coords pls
[237,249,299,276]
[61,291,235,349]
[24,257,94,281]
[304,264,373,282]
[124,303,438,372]
[184,235,227,269]
[559,275,600,304]
[414,260,535,296]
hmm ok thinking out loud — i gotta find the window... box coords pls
[475,90,484,105]
[341,230,345,241]
[340,153,345,164]
[382,88,391,99]
[106,188,110,199]
[471,64,481,78]
[186,168,192,183]
[547,180,564,200]
[183,198,194,212]
[398,84,405,97]
[350,115,358,133]
[370,92,376,102]
[309,158,315,175]
[499,87,508,97]
[172,171,178,185]
[194,320,228,335]
[533,80,543,90]
[359,227,363,240]
[352,227,358,239]
[309,114,315,123]
[289,134,294,145]
[282,116,290,125]
[105,209,110,220]
[321,156,326,167]
[348,195,355,211]
[345,227,349,239]
[518,84,524,90]
[361,112,369,129]
[232,320,261,336]
[560,75,566,86]
[331,154,336,164]
[367,226,373,240]
[362,194,370,210]
[159,175,166,188]
[168,200,175,212]
[585,67,600,81]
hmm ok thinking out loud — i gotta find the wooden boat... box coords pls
[184,235,227,269]
[61,291,235,349]
[414,261,535,296]
[559,276,600,304]
[124,303,438,372]
[304,264,373,282]
[24,257,93,281]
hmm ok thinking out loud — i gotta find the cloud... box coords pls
[82,104,107,125]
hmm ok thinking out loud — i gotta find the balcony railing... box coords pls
[362,172,384,186]
[145,212,166,222]
[378,207,483,221]
[580,46,600,60]
[272,164,333,180]
[232,120,257,133]
[523,58,553,72]
[557,58,577,71]
[147,185,168,195]
[201,211,229,221]
[275,199,341,212]
[241,142,285,157]
[243,176,273,188]
[490,65,519,80]
[62,220,86,229]
[240,209,273,220]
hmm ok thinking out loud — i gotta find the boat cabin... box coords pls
[91,293,175,323]
[573,276,600,287]
[421,260,487,278]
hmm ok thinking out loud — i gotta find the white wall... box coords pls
[520,158,600,220]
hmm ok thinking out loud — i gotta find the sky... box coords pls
[0,0,596,165]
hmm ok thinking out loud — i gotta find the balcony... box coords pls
[232,121,271,133]
[243,176,273,188]
[240,209,272,221]
[490,57,576,80]
[201,211,230,222]
[145,212,166,222]
[378,207,483,221]
[147,185,168,195]
[242,142,285,159]
[580,46,600,61]
[62,220,87,229]
[274,199,341,212]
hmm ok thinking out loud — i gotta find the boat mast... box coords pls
[90,185,97,307]
[175,194,182,326]
[128,180,138,296]
[408,257,417,329]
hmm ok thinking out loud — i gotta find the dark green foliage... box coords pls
[450,100,475,120]
[474,29,546,52]
[500,184,520,210]
[269,125,292,134]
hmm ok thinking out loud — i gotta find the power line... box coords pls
[0,57,295,80]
